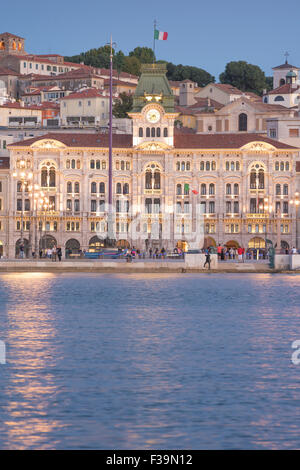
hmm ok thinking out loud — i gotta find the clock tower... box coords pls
[128,63,179,148]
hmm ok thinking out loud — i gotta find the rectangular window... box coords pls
[17,199,22,211]
[289,128,299,137]
[270,128,277,138]
[91,200,96,212]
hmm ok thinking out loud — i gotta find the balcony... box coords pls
[246,213,269,219]
[144,189,161,195]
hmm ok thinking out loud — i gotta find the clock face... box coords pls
[146,109,161,124]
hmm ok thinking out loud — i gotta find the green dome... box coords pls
[286,70,297,77]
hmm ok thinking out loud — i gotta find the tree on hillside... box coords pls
[65,45,113,69]
[166,63,215,87]
[122,56,141,76]
[129,47,155,64]
[112,92,133,118]
[219,61,267,95]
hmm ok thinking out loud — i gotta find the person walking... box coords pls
[57,247,62,261]
[203,250,211,270]
[149,248,152,259]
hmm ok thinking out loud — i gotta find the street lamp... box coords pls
[289,191,300,250]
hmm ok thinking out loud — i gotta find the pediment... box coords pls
[135,141,172,151]
[31,139,67,150]
[240,141,276,152]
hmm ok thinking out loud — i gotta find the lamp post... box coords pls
[12,160,33,258]
[289,191,300,250]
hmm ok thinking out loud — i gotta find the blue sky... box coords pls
[3,0,300,80]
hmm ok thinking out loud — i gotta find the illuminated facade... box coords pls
[1,64,300,258]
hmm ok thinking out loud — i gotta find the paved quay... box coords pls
[0,259,297,273]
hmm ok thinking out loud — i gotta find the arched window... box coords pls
[145,171,152,189]
[139,127,143,137]
[276,184,281,195]
[41,167,47,187]
[258,169,264,189]
[154,171,160,189]
[236,162,240,171]
[90,159,95,169]
[200,161,204,171]
[211,161,216,171]
[76,159,81,169]
[145,163,161,190]
[121,161,125,170]
[67,181,72,193]
[123,183,129,194]
[234,183,239,195]
[96,160,100,169]
[226,184,232,195]
[91,182,96,193]
[151,127,155,138]
[209,183,215,195]
[274,96,284,102]
[99,182,105,194]
[116,183,122,194]
[115,161,120,170]
[279,78,285,86]
[275,162,279,171]
[102,161,106,170]
[186,162,190,171]
[176,161,180,171]
[286,162,290,171]
[163,128,168,137]
[201,184,206,195]
[231,161,235,171]
[74,182,80,193]
[250,170,256,189]
[226,162,229,171]
[156,128,161,137]
[238,113,247,131]
[71,159,75,169]
[66,159,70,169]
[146,128,150,137]
[283,184,289,195]
[181,161,185,171]
[206,161,210,171]
[176,184,182,195]
[49,167,55,187]
[17,181,22,192]
[280,162,284,171]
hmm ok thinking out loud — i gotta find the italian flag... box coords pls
[154,29,168,40]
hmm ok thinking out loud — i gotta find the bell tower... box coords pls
[0,32,26,56]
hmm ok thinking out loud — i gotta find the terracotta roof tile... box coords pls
[173,132,297,149]
[9,133,133,148]
[61,88,109,100]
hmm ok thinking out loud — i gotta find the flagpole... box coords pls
[153,19,156,64]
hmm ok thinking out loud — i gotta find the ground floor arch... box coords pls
[176,240,189,252]
[225,240,240,248]
[39,235,57,253]
[248,237,266,249]
[65,238,81,258]
[0,240,3,258]
[15,238,30,258]
[116,239,130,249]
[281,240,289,250]
[203,236,216,249]
[89,236,105,252]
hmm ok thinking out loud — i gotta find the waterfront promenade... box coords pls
[0,258,294,273]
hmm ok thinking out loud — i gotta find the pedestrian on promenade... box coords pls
[204,250,211,270]
[57,247,62,261]
[149,248,152,258]
[238,246,243,262]
[217,244,222,260]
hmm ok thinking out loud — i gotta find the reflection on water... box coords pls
[0,273,300,449]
